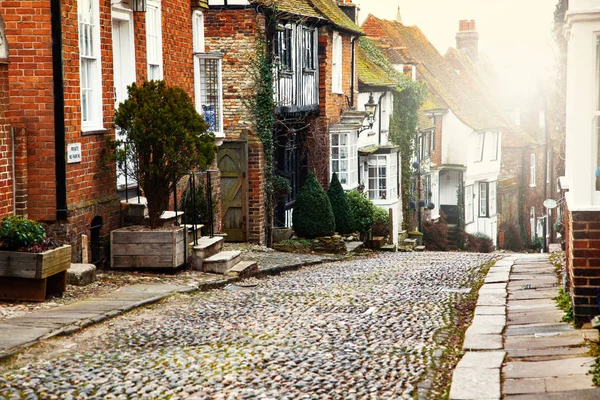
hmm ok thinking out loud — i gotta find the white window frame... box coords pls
[465,185,474,223]
[530,153,536,187]
[146,0,163,80]
[330,131,358,190]
[193,9,205,53]
[479,182,488,217]
[474,132,485,162]
[366,154,397,201]
[489,131,498,161]
[332,31,343,94]
[489,181,496,216]
[78,0,103,131]
[194,53,224,138]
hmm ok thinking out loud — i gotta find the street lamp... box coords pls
[359,92,377,133]
[132,0,147,12]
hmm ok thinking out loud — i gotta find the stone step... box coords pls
[190,236,225,271]
[182,224,204,245]
[203,251,242,274]
[380,244,397,252]
[225,261,258,278]
[403,238,417,249]
[158,211,184,226]
[67,263,96,286]
[415,245,426,252]
[345,241,364,253]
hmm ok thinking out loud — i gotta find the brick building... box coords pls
[561,0,600,321]
[204,0,363,244]
[0,0,214,264]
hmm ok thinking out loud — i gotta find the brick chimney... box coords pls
[456,20,479,61]
[337,0,358,24]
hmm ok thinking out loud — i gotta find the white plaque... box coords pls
[67,143,82,164]
[543,199,557,209]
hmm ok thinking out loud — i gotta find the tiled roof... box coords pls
[418,110,435,131]
[250,0,324,20]
[385,47,417,65]
[357,37,398,89]
[307,0,363,35]
[362,15,510,132]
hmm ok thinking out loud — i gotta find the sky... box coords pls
[355,0,559,97]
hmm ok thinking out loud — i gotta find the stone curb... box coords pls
[449,256,515,400]
[0,256,343,362]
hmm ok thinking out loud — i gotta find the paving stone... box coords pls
[475,306,506,316]
[505,323,574,337]
[506,346,589,359]
[507,309,564,325]
[465,323,504,335]
[508,289,557,301]
[449,367,500,400]
[489,267,511,274]
[485,273,510,283]
[456,351,505,369]
[481,283,507,290]
[509,274,556,282]
[511,265,555,274]
[478,288,507,297]
[504,378,546,395]
[463,333,503,350]
[504,389,600,399]
[0,325,53,350]
[472,315,506,326]
[504,357,594,379]
[508,280,556,290]
[477,294,507,307]
[505,330,585,350]
[544,375,596,392]
[508,299,559,311]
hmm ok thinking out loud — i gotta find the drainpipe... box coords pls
[377,92,385,145]
[350,37,356,108]
[51,0,68,220]
[10,127,16,215]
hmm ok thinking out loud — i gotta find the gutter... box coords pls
[10,127,15,215]
[51,0,68,220]
[350,37,356,108]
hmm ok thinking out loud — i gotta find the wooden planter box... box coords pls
[0,245,72,301]
[110,227,186,269]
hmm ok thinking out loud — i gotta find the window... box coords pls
[276,24,293,71]
[489,131,498,161]
[79,0,103,130]
[332,32,343,93]
[303,28,316,70]
[530,153,536,187]
[192,10,204,53]
[146,0,163,80]
[465,185,474,223]
[489,181,496,216]
[478,181,496,218]
[331,131,358,189]
[366,154,398,201]
[195,54,223,136]
[474,132,485,162]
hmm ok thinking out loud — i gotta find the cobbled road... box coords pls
[0,252,497,400]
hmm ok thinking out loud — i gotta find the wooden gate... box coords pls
[217,141,248,242]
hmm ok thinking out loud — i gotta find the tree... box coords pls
[292,173,335,238]
[113,80,217,229]
[327,173,355,234]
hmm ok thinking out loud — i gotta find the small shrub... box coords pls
[423,216,448,251]
[292,173,335,238]
[530,236,544,252]
[272,174,291,200]
[0,216,47,251]
[554,288,574,323]
[347,190,376,240]
[327,173,355,234]
[464,232,494,253]
[371,207,390,238]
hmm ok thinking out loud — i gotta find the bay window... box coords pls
[331,131,357,189]
[79,0,103,130]
[366,153,398,201]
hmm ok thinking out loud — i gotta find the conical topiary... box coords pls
[327,172,355,234]
[292,173,335,238]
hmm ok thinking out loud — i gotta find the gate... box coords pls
[217,141,248,242]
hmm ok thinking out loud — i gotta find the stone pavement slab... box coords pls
[506,346,590,359]
[507,289,557,300]
[507,309,564,325]
[449,367,500,400]
[508,280,557,290]
[511,265,555,274]
[0,325,54,350]
[485,273,510,283]
[477,294,507,306]
[505,323,574,336]
[504,357,594,379]
[505,330,585,350]
[505,389,600,399]
[456,351,505,369]
[481,282,507,290]
[475,306,506,316]
[504,375,596,394]
[463,333,503,350]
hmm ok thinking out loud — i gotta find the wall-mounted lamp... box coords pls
[132,0,147,12]
[359,92,377,133]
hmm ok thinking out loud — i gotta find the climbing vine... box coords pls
[246,36,276,223]
[389,79,427,231]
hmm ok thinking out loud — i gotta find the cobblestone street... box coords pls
[0,252,497,399]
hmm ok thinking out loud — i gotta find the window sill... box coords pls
[81,127,107,136]
[529,184,537,188]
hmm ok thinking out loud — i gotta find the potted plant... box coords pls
[0,216,71,301]
[109,80,217,269]
[272,174,291,202]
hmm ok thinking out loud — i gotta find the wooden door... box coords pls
[218,141,248,241]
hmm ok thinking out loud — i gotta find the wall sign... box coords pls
[68,143,82,164]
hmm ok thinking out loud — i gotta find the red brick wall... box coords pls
[204,8,266,244]
[430,115,443,165]
[565,206,600,321]
[0,62,12,218]
[162,2,194,94]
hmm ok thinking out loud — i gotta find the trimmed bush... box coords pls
[423,216,448,251]
[464,232,494,253]
[327,173,355,234]
[347,190,376,240]
[371,207,390,238]
[292,173,335,238]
